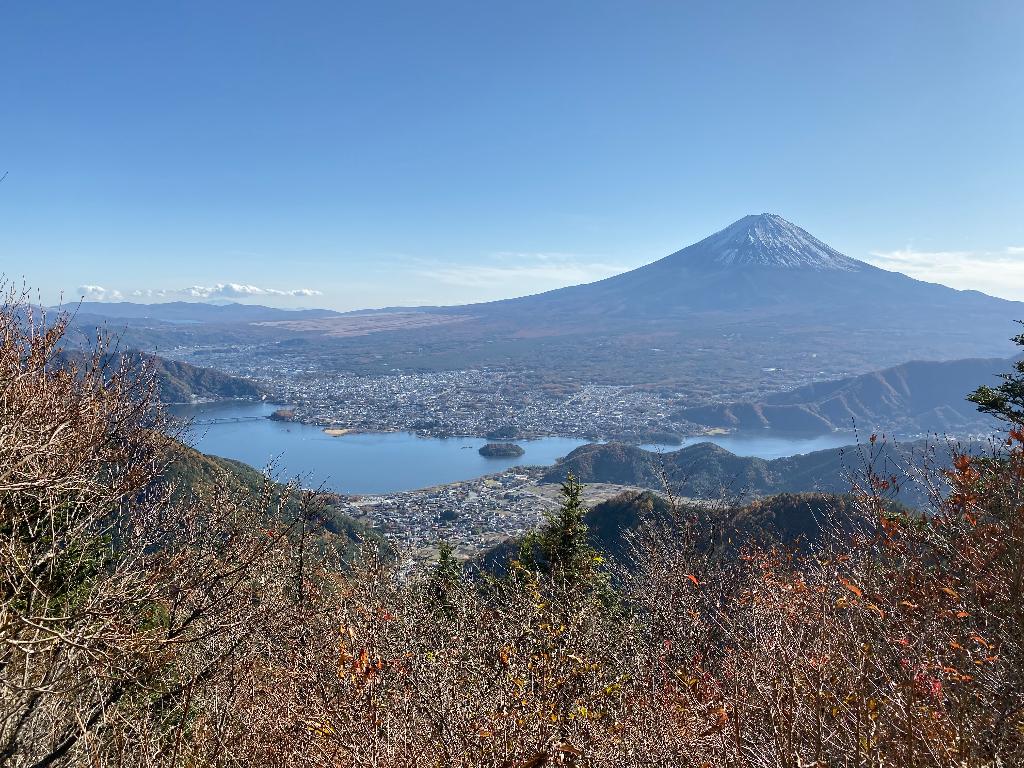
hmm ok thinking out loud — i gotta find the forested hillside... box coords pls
[540,438,947,506]
[481,490,898,574]
[162,443,388,562]
[56,348,266,402]
[679,356,1009,434]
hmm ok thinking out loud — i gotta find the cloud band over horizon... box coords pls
[77,283,323,303]
[865,246,1024,301]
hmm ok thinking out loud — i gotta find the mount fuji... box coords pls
[467,213,1016,321]
[392,213,1023,385]
[671,213,861,270]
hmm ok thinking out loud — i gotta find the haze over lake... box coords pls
[174,401,857,495]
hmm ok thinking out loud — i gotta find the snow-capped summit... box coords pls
[679,213,862,271]
[463,212,1019,348]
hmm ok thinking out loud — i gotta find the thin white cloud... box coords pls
[78,285,124,301]
[865,246,1024,301]
[78,283,322,302]
[178,283,323,299]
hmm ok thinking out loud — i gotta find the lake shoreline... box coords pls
[280,407,851,446]
[173,400,860,496]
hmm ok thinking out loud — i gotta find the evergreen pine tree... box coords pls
[426,541,463,618]
[519,473,613,604]
[969,323,1024,426]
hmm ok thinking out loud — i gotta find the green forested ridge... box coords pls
[541,438,949,506]
[481,490,900,575]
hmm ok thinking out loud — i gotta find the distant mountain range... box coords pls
[69,301,341,324]
[678,356,1010,435]
[540,439,955,507]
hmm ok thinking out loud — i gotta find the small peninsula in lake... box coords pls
[478,442,525,458]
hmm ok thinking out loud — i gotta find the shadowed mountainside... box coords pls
[479,491,886,574]
[540,439,950,506]
[678,356,1010,434]
[56,349,266,403]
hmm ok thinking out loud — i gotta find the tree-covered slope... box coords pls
[161,442,388,562]
[57,349,266,402]
[145,353,266,402]
[480,490,886,574]
[586,490,884,557]
[541,439,941,506]
[679,356,1009,434]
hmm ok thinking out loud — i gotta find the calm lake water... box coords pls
[655,432,858,460]
[172,401,856,495]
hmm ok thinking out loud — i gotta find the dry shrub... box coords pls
[617,434,1024,768]
[0,287,322,767]
[2,286,1022,767]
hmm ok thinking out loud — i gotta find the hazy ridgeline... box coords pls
[2,288,1023,767]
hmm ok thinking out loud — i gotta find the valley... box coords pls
[95,213,1015,573]
[63,215,1015,565]
[66,214,1016,543]
[174,398,859,564]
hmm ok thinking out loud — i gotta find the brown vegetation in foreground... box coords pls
[1,288,1022,767]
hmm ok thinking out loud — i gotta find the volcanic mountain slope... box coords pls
[463,213,1018,323]
[316,214,1019,385]
[370,214,1017,390]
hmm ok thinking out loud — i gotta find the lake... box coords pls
[172,401,856,495]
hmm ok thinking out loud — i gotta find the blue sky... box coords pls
[2,1,1023,309]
